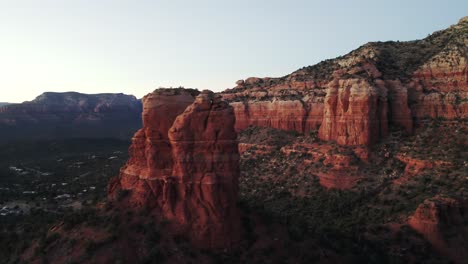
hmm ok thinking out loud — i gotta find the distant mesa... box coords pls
[0,92,143,143]
[222,16,467,146]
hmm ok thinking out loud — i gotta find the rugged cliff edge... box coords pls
[108,88,241,249]
[0,92,142,143]
[221,17,467,146]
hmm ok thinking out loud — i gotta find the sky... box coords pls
[0,0,466,103]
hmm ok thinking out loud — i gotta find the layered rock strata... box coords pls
[221,17,468,146]
[109,89,241,249]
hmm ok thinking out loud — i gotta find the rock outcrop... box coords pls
[0,92,142,143]
[318,78,388,145]
[222,80,326,133]
[109,89,241,249]
[221,17,467,146]
[409,196,468,263]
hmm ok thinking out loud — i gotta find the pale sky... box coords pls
[0,0,467,103]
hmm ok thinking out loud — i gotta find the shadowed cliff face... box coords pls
[409,196,468,264]
[0,92,142,143]
[221,17,468,146]
[109,88,241,249]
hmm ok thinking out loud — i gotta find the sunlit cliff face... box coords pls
[109,89,241,249]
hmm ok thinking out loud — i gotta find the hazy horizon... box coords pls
[1,0,467,103]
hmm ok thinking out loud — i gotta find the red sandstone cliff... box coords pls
[221,17,467,146]
[109,88,241,249]
[222,78,326,134]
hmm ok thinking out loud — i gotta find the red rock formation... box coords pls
[220,17,467,146]
[109,89,241,249]
[229,100,315,132]
[123,90,197,180]
[224,53,465,146]
[409,196,468,263]
[408,18,468,121]
[223,74,393,147]
[222,80,326,133]
[318,78,388,145]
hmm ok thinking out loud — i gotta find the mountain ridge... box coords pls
[221,16,467,146]
[0,91,142,143]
